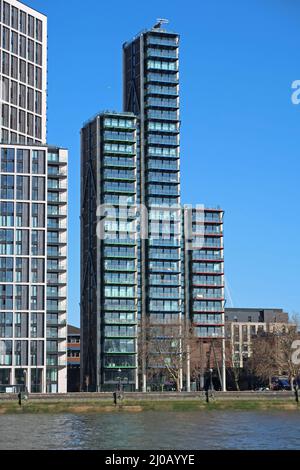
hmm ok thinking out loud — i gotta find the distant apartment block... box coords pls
[225,308,290,368]
[67,324,80,392]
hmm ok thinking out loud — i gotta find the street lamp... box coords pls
[209,368,214,392]
[116,368,123,394]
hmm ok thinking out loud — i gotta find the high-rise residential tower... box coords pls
[0,1,68,393]
[123,22,182,391]
[81,112,138,392]
[184,206,226,391]
[81,22,226,392]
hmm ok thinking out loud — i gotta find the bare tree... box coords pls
[138,318,194,391]
[249,332,278,388]
[249,321,300,388]
[275,322,300,387]
[225,339,241,391]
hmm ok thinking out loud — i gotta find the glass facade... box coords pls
[0,0,47,145]
[81,112,138,391]
[0,145,67,393]
[81,24,225,392]
[185,208,225,339]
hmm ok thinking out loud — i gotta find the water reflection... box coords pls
[0,411,299,450]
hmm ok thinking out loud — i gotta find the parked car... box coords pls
[272,377,291,391]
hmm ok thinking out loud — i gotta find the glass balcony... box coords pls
[148,135,179,145]
[104,183,135,194]
[146,85,179,97]
[104,132,135,143]
[147,185,179,196]
[147,73,179,84]
[192,254,224,262]
[147,36,179,47]
[146,98,179,109]
[103,157,136,168]
[104,279,136,287]
[147,174,179,184]
[147,161,179,171]
[104,302,137,312]
[103,170,136,181]
[147,48,178,59]
[193,316,224,325]
[148,252,180,260]
[105,312,136,323]
[147,110,178,121]
[192,266,224,274]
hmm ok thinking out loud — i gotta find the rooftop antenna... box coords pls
[154,18,169,29]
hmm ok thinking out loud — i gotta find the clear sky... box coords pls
[27,0,300,326]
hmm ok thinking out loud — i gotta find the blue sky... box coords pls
[28,0,300,326]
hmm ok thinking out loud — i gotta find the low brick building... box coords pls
[67,325,80,392]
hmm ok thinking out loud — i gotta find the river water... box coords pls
[0,411,299,450]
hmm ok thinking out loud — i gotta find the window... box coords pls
[19,35,26,58]
[16,176,29,200]
[2,52,9,76]
[36,19,43,42]
[16,149,30,173]
[3,2,10,26]
[35,91,42,115]
[0,202,14,227]
[31,258,44,283]
[15,286,29,311]
[28,15,34,38]
[19,62,26,84]
[15,340,28,365]
[11,7,19,30]
[36,43,42,66]
[0,285,13,310]
[19,11,27,34]
[32,176,45,200]
[11,81,18,105]
[28,63,34,87]
[31,203,45,228]
[0,313,13,338]
[10,107,17,131]
[31,230,44,256]
[32,150,45,174]
[27,113,34,136]
[0,258,13,282]
[36,67,42,89]
[28,39,34,62]
[2,27,10,51]
[19,110,26,135]
[15,230,29,255]
[1,148,14,172]
[0,175,14,199]
[31,286,44,311]
[27,88,34,112]
[15,258,29,283]
[0,340,12,365]
[11,31,18,55]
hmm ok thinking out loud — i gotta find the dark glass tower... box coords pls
[123,22,182,391]
[81,22,226,392]
[81,112,138,391]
